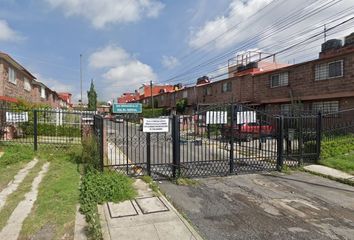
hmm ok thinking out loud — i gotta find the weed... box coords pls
[141,175,160,193]
[176,178,199,186]
[79,169,136,239]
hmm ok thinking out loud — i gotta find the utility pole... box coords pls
[80,54,83,110]
[324,24,327,42]
[150,80,154,115]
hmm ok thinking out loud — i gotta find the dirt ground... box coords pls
[160,172,354,240]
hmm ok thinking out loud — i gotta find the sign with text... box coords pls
[206,111,227,124]
[143,118,169,132]
[236,111,256,124]
[112,103,142,114]
[6,112,28,123]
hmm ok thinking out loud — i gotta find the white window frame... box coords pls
[24,77,31,91]
[315,60,343,81]
[40,86,46,99]
[8,67,16,84]
[270,72,288,88]
[182,90,188,98]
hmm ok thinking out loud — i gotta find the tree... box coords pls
[87,79,97,111]
[176,98,188,114]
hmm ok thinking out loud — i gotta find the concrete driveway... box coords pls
[159,172,354,240]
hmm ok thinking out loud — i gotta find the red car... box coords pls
[221,121,274,141]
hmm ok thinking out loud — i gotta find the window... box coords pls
[315,60,343,80]
[24,78,31,91]
[312,101,339,114]
[182,90,188,98]
[204,86,212,96]
[222,82,232,92]
[271,72,288,87]
[8,67,16,84]
[40,87,46,99]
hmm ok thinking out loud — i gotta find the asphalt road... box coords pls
[160,172,354,240]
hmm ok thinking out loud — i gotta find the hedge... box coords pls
[21,123,81,137]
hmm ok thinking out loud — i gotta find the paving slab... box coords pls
[304,164,354,181]
[99,179,203,240]
[74,205,87,240]
[107,201,138,218]
[135,197,169,214]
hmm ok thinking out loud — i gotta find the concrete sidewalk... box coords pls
[98,179,202,240]
[304,164,354,182]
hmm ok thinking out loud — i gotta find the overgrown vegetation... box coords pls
[176,177,199,186]
[141,175,159,193]
[0,144,35,167]
[320,135,354,174]
[22,123,81,137]
[79,135,136,239]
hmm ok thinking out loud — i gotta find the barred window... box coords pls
[8,67,16,84]
[222,82,232,92]
[312,101,339,114]
[315,60,343,81]
[270,72,288,88]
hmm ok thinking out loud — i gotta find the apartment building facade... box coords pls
[147,33,354,115]
[0,52,69,108]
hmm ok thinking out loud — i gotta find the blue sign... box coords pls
[112,103,142,114]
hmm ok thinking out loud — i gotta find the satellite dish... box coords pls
[107,101,112,106]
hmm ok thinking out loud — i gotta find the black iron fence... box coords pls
[93,104,354,179]
[0,106,95,150]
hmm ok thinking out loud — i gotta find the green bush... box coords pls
[0,145,35,166]
[22,123,81,137]
[81,135,101,171]
[321,135,354,159]
[79,169,136,239]
[142,108,168,118]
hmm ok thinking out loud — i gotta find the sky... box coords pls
[0,0,354,103]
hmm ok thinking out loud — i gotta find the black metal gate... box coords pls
[98,103,308,179]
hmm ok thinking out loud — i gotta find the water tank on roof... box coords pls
[237,65,246,72]
[321,39,342,52]
[246,62,258,69]
[196,76,210,85]
[344,32,354,46]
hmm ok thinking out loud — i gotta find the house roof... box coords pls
[0,52,36,79]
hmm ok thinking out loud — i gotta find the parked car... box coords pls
[221,121,274,141]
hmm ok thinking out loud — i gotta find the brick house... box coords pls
[0,52,70,108]
[150,33,354,115]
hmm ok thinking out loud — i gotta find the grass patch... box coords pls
[320,135,354,174]
[320,152,354,175]
[0,159,43,231]
[80,169,136,239]
[19,148,81,240]
[141,175,160,193]
[176,178,199,186]
[0,144,35,192]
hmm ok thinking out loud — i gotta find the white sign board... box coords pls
[143,118,169,133]
[206,111,227,124]
[6,112,28,123]
[236,111,256,124]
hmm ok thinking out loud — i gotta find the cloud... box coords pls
[89,45,157,99]
[161,55,180,69]
[89,45,130,68]
[34,73,74,93]
[44,0,164,29]
[0,19,23,42]
[188,0,272,50]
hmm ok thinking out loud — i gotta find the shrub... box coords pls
[79,169,136,239]
[321,135,354,159]
[81,135,101,171]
